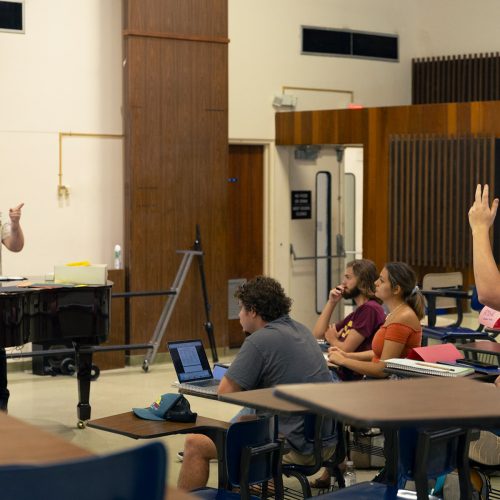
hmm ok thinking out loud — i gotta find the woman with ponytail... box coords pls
[328,262,423,378]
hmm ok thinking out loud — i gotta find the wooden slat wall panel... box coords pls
[123,0,229,351]
[413,52,500,104]
[388,135,495,268]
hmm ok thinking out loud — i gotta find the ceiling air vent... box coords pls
[302,26,398,62]
[0,1,24,33]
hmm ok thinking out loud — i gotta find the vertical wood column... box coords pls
[123,0,229,352]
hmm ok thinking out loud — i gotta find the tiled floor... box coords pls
[4,312,499,496]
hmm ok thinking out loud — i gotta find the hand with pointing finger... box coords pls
[8,203,24,226]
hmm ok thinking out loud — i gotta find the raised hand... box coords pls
[328,285,344,305]
[8,203,24,225]
[468,184,499,232]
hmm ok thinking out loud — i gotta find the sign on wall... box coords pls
[291,190,311,219]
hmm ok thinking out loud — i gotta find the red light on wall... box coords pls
[348,103,364,109]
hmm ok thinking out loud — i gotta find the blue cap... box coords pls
[132,393,183,421]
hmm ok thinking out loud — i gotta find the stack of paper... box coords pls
[385,358,474,377]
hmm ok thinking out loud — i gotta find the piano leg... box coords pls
[75,345,93,426]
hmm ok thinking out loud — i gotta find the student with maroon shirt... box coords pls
[311,259,385,489]
[313,259,385,381]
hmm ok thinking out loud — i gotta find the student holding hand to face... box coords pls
[313,259,385,381]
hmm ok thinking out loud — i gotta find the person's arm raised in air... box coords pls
[468,184,500,310]
[312,286,344,339]
[2,203,24,252]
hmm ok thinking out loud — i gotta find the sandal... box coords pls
[309,476,331,489]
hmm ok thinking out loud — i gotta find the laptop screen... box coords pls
[168,339,213,383]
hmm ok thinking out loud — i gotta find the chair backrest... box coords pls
[470,285,484,312]
[422,272,463,310]
[282,413,338,476]
[225,416,284,493]
[399,427,471,497]
[0,442,167,500]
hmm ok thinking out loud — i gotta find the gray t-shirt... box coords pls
[226,315,336,454]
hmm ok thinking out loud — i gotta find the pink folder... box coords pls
[406,343,464,363]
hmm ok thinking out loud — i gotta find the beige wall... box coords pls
[228,0,416,141]
[0,0,123,275]
[413,0,500,57]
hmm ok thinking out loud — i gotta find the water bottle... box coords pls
[113,244,122,269]
[344,460,357,487]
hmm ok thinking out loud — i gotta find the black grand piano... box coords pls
[0,280,111,426]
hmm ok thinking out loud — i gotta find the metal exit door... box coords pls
[289,146,363,329]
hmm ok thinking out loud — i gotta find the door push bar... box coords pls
[289,246,358,261]
[290,234,360,261]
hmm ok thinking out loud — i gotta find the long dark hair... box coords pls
[385,262,425,320]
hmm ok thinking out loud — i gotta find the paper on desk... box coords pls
[479,306,500,329]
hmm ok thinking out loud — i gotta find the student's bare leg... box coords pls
[177,434,217,491]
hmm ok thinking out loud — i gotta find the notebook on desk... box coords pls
[385,358,474,377]
[167,339,227,397]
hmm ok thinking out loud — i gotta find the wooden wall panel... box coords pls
[276,101,500,284]
[413,53,500,104]
[123,0,228,352]
[388,135,495,268]
[125,0,227,40]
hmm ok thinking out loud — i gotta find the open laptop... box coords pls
[167,339,227,398]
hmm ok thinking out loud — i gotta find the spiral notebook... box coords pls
[385,358,474,377]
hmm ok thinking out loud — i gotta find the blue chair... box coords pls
[281,414,339,498]
[421,285,491,346]
[195,416,284,500]
[0,441,167,500]
[316,427,472,499]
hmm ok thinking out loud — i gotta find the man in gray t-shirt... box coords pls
[225,315,334,454]
[177,276,336,492]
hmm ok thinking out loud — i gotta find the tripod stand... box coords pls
[141,226,218,371]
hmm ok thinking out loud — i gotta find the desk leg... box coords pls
[457,430,473,500]
[384,430,399,484]
[382,429,399,500]
[75,345,93,425]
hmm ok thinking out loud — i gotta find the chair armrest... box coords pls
[421,289,469,299]
[422,288,470,327]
